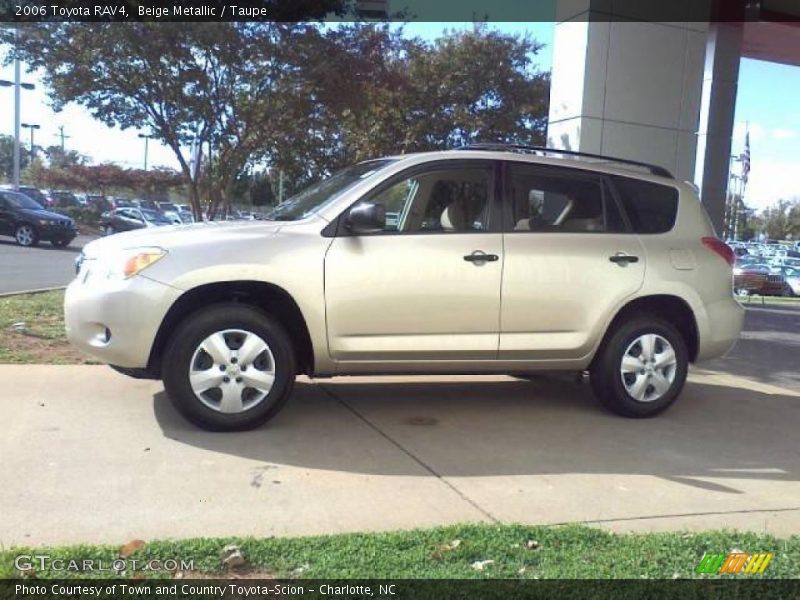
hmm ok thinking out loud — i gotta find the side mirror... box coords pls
[346,201,386,234]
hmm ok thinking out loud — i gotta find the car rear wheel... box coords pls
[15,224,38,247]
[162,303,296,431]
[590,316,688,418]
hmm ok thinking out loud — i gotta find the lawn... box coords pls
[0,290,95,364]
[1,524,798,580]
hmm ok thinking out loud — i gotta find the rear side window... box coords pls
[612,177,679,234]
[507,164,625,233]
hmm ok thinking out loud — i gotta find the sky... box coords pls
[0,22,796,211]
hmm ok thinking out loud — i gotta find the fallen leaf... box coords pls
[526,540,540,550]
[291,563,309,576]
[119,539,146,558]
[471,560,494,571]
[446,539,461,550]
[221,544,247,569]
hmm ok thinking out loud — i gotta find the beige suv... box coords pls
[65,146,744,430]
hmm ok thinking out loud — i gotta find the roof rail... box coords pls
[460,143,674,179]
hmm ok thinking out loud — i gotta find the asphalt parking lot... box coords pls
[0,235,96,294]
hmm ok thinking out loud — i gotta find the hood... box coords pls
[19,207,73,222]
[81,219,286,259]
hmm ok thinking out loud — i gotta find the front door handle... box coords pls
[609,253,639,264]
[464,252,499,263]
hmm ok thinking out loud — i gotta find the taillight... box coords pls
[702,237,735,267]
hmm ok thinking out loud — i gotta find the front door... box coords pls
[325,161,503,362]
[499,162,646,360]
[0,195,11,235]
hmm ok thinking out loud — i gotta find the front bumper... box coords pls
[39,224,78,241]
[64,272,180,369]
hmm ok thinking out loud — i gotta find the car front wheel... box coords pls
[590,316,688,417]
[104,225,115,236]
[162,303,296,431]
[15,224,38,247]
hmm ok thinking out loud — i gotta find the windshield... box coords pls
[141,209,172,224]
[266,159,397,221]
[4,191,44,210]
[159,203,178,211]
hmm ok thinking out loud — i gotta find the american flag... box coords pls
[741,131,751,186]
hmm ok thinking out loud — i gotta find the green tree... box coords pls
[44,145,88,169]
[0,134,30,182]
[6,21,549,215]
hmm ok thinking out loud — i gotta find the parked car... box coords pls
[16,186,51,207]
[66,146,744,431]
[157,202,185,224]
[100,207,173,235]
[132,199,160,211]
[0,189,78,247]
[734,262,792,296]
[49,190,82,208]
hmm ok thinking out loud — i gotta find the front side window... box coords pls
[367,166,492,234]
[2,191,43,210]
[506,164,624,233]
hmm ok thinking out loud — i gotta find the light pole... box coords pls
[21,123,40,164]
[138,133,154,171]
[0,29,36,189]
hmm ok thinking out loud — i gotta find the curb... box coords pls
[0,286,67,298]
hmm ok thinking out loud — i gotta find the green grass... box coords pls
[2,524,798,579]
[0,290,95,364]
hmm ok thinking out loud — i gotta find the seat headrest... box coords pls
[440,203,467,231]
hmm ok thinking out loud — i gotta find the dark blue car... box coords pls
[0,189,78,247]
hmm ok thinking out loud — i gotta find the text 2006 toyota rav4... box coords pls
[65,146,744,431]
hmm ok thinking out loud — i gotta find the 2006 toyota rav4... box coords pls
[65,146,744,431]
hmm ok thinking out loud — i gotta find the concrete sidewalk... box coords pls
[2,365,799,547]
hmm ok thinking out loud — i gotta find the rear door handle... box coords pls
[609,253,639,264]
[464,252,499,263]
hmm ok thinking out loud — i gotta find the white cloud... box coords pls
[771,128,797,141]
[739,160,800,211]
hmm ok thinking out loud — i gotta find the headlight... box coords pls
[38,219,51,226]
[101,247,167,280]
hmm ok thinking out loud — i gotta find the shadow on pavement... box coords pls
[153,376,800,489]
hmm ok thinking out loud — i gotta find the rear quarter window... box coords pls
[611,176,679,234]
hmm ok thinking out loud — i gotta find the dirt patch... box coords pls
[0,331,96,364]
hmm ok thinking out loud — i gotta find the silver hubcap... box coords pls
[620,333,677,403]
[16,226,33,245]
[189,329,275,414]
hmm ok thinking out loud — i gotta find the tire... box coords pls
[104,225,115,236]
[589,316,688,418]
[51,238,71,248]
[15,224,39,247]
[162,303,296,431]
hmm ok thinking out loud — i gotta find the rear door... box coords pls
[499,162,646,360]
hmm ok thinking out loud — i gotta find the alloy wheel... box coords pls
[16,225,34,246]
[619,333,677,403]
[188,329,276,414]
